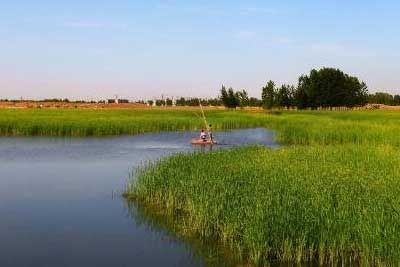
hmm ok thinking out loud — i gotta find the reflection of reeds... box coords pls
[126,110,400,266]
[123,198,242,267]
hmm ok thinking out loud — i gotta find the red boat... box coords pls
[190,138,216,145]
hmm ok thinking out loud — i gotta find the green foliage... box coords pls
[248,97,262,107]
[235,90,249,107]
[296,68,368,109]
[175,97,186,106]
[126,110,400,265]
[0,108,268,136]
[165,98,173,106]
[220,86,240,108]
[155,99,165,106]
[368,92,400,106]
[275,84,295,108]
[262,80,276,109]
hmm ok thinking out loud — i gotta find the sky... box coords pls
[1,0,400,100]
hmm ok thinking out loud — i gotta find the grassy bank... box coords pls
[0,108,267,136]
[126,110,400,266]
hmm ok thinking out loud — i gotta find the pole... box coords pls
[199,100,209,131]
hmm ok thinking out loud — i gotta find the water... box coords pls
[0,128,277,267]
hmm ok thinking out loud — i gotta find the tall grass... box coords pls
[263,110,400,147]
[0,109,267,136]
[125,110,400,266]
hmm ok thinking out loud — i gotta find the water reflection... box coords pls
[124,200,241,267]
[0,128,277,267]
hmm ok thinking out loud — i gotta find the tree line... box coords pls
[150,67,391,109]
[221,68,371,109]
[368,92,400,106]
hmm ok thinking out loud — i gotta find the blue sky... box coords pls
[1,0,399,100]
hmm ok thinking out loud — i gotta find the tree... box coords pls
[368,92,394,105]
[295,68,368,109]
[249,97,262,107]
[262,80,276,109]
[235,90,249,107]
[227,88,240,108]
[165,98,173,106]
[220,85,240,108]
[275,84,294,108]
[176,97,186,106]
[220,85,229,106]
[394,95,400,106]
[208,98,222,106]
[155,99,164,106]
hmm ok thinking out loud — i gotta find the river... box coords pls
[0,128,277,267]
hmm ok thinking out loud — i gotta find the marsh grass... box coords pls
[126,145,400,266]
[3,107,400,265]
[125,110,400,266]
[0,108,267,136]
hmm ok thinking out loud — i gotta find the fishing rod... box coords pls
[198,100,209,131]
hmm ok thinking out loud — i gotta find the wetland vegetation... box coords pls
[0,108,267,136]
[2,106,400,265]
[125,110,400,266]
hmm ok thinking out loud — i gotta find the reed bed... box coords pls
[0,109,266,136]
[125,110,400,266]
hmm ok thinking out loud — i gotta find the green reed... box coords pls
[0,108,266,136]
[126,109,400,266]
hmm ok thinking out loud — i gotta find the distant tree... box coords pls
[220,86,229,106]
[166,98,173,106]
[262,80,276,109]
[155,99,164,106]
[235,90,250,107]
[249,97,262,107]
[208,98,222,106]
[368,92,394,105]
[200,99,209,106]
[186,98,200,106]
[394,95,400,106]
[176,97,186,106]
[228,88,240,108]
[221,86,240,108]
[295,68,368,109]
[275,84,294,108]
[147,100,154,106]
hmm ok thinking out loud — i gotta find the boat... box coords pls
[190,138,216,145]
[190,101,217,145]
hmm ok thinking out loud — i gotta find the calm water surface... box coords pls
[0,128,277,267]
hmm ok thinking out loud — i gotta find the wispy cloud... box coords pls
[235,30,257,40]
[241,7,278,15]
[155,2,223,15]
[271,37,293,45]
[62,21,127,30]
[63,21,105,28]
[310,43,345,54]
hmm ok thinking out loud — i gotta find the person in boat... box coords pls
[200,129,207,142]
[208,124,213,143]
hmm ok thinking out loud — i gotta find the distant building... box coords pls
[118,99,129,104]
[107,99,129,104]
